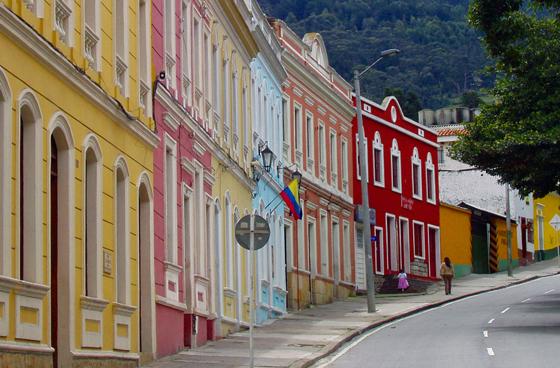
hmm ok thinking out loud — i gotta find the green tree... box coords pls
[451,0,560,197]
[384,88,423,118]
[460,91,482,108]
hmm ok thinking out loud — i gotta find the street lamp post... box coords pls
[354,48,400,313]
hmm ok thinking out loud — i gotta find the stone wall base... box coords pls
[72,357,137,368]
[0,350,52,368]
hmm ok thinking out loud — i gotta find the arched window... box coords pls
[426,153,436,204]
[84,136,102,297]
[411,147,422,200]
[373,132,384,186]
[18,91,43,283]
[390,139,401,193]
[225,194,233,289]
[115,158,130,304]
[0,69,12,276]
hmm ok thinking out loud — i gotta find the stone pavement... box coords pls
[143,259,560,368]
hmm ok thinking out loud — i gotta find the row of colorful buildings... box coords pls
[1,1,557,367]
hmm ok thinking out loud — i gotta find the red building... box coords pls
[352,96,441,289]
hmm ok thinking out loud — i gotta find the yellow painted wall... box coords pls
[440,203,472,277]
[534,193,560,252]
[0,0,154,362]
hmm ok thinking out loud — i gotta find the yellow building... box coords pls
[0,1,157,367]
[206,0,259,337]
[534,193,560,261]
[440,203,472,278]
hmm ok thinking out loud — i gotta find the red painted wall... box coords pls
[352,96,440,278]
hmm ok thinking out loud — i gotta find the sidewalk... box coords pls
[144,259,560,368]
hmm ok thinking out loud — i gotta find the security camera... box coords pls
[158,71,166,81]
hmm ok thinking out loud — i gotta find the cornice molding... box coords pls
[0,5,159,149]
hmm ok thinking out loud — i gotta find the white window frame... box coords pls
[114,0,129,97]
[164,134,178,265]
[411,147,422,200]
[83,0,100,70]
[0,70,12,276]
[319,210,329,277]
[373,131,384,187]
[390,139,401,193]
[426,153,436,204]
[284,219,294,270]
[282,96,291,163]
[138,0,151,115]
[181,0,191,106]
[329,129,338,187]
[318,122,326,179]
[225,193,233,289]
[298,201,307,271]
[343,220,351,282]
[294,103,303,166]
[356,134,368,182]
[374,226,384,275]
[306,112,315,173]
[83,135,103,298]
[341,138,349,193]
[164,0,177,91]
[54,0,74,46]
[412,221,425,259]
[114,158,130,305]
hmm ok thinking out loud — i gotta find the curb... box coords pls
[291,272,558,368]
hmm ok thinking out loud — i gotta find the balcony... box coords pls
[115,55,127,96]
[84,24,99,69]
[55,1,71,44]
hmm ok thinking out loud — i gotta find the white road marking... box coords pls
[487,348,495,356]
[488,319,495,324]
[544,289,555,295]
[521,298,531,303]
[501,307,510,314]
[311,275,560,368]
[483,330,488,338]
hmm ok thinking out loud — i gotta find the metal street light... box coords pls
[354,48,400,313]
[261,145,274,173]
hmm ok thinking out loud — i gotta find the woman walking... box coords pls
[440,257,454,295]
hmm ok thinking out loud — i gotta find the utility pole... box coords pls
[354,70,376,313]
[505,184,513,277]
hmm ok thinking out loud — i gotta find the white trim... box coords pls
[136,172,156,357]
[113,0,129,97]
[0,67,12,277]
[319,209,329,277]
[425,153,436,204]
[427,225,441,278]
[411,147,422,200]
[82,0,101,71]
[82,134,103,299]
[48,113,76,363]
[17,89,43,284]
[390,139,401,194]
[412,220,426,260]
[373,226,385,275]
[114,157,130,305]
[356,134,368,182]
[398,217,410,273]
[385,214,398,271]
[372,131,385,188]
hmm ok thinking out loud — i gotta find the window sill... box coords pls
[81,295,109,312]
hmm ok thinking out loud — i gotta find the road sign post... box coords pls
[550,215,560,269]
[235,214,270,368]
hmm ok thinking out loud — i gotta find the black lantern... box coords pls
[261,146,273,173]
[292,169,302,185]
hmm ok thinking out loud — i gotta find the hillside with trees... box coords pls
[259,0,492,111]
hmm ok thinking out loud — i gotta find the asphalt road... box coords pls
[317,275,560,368]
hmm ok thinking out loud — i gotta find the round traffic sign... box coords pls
[235,215,270,251]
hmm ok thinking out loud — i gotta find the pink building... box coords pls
[152,0,217,358]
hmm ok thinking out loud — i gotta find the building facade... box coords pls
[151,0,219,357]
[533,193,560,262]
[270,20,356,310]
[244,0,288,324]
[0,1,157,367]
[353,96,441,288]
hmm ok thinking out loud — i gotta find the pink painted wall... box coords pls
[152,0,215,358]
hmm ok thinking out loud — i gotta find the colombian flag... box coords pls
[280,179,303,220]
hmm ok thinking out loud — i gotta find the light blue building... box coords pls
[245,0,288,324]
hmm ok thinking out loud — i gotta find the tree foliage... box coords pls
[259,0,493,109]
[452,0,560,197]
